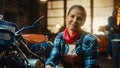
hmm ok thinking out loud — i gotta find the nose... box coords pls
[73,17,77,23]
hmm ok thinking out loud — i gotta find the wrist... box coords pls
[45,65,52,68]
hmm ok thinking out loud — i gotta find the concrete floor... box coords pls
[98,52,120,68]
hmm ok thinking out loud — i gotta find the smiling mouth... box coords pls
[71,24,76,27]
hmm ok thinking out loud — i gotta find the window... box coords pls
[47,0,114,34]
[47,1,64,33]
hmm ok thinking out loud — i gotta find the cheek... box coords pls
[66,22,70,28]
[81,21,85,26]
[78,20,85,26]
[66,18,71,26]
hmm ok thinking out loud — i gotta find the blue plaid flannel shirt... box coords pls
[45,32,99,68]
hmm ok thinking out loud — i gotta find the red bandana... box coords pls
[62,28,80,44]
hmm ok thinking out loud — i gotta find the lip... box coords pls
[70,25,77,30]
[71,24,77,27]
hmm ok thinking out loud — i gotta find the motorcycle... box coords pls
[0,16,52,68]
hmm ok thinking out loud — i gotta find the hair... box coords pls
[67,5,87,20]
[112,9,117,16]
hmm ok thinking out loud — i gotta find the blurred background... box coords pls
[0,0,120,52]
[0,0,120,68]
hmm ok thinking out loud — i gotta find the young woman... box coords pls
[45,5,99,68]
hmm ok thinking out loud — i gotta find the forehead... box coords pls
[68,8,83,16]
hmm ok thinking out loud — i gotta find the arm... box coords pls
[83,34,99,68]
[45,65,52,68]
[45,33,62,67]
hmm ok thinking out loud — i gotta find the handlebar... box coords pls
[15,15,44,36]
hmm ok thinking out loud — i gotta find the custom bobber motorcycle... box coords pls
[0,16,53,68]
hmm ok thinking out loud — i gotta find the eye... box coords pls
[70,15,75,18]
[78,17,83,21]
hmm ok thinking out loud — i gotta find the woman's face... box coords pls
[66,8,85,32]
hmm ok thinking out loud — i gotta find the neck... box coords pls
[68,29,82,36]
[68,30,73,36]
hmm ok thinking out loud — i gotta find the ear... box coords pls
[66,15,68,21]
[65,15,69,27]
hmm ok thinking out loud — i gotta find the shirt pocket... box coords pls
[76,44,84,55]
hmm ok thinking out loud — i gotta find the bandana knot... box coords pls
[62,28,79,44]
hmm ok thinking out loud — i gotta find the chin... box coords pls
[71,29,77,32]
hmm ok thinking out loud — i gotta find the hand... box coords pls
[45,65,52,68]
[104,31,109,35]
[110,27,114,31]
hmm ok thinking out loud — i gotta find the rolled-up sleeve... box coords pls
[45,33,62,67]
[83,34,99,68]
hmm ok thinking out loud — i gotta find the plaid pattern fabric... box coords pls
[45,32,99,68]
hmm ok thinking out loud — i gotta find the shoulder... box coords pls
[56,32,64,39]
[53,32,64,47]
[54,32,64,43]
[108,16,113,20]
[108,16,114,22]
[82,32,98,48]
[83,32,97,42]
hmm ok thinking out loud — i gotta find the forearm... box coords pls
[45,45,60,67]
[45,65,52,68]
[84,39,98,68]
